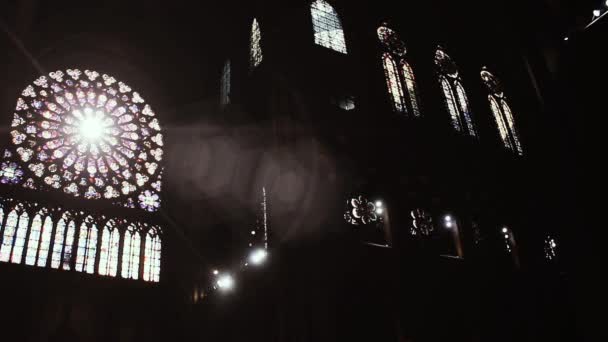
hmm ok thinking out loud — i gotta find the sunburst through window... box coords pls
[4,69,163,211]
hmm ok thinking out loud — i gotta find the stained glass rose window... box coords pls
[3,69,163,212]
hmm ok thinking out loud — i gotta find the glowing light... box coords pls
[593,10,601,17]
[445,215,452,221]
[213,269,219,275]
[249,248,268,266]
[502,227,508,233]
[446,221,453,228]
[251,230,256,235]
[375,201,383,208]
[564,37,569,41]
[217,274,234,290]
[376,207,384,215]
[77,110,105,141]
[504,234,509,239]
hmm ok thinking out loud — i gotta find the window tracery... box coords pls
[435,47,476,136]
[311,0,348,54]
[481,68,523,155]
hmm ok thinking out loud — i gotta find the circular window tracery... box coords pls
[4,69,163,212]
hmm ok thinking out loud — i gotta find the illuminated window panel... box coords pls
[456,82,476,136]
[5,69,163,211]
[10,212,29,264]
[490,97,512,150]
[382,53,406,113]
[481,68,523,155]
[143,227,162,282]
[440,77,462,132]
[62,221,76,270]
[0,210,19,262]
[250,19,263,69]
[75,220,98,274]
[98,220,120,277]
[36,216,53,267]
[311,0,347,54]
[122,224,141,280]
[401,61,421,117]
[25,214,43,266]
[435,47,476,136]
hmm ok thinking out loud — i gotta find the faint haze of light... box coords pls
[1,19,44,74]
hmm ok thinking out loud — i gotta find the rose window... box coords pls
[4,69,163,211]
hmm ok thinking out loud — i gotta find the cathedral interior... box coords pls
[0,0,593,341]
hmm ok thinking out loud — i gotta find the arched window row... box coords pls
[0,198,162,282]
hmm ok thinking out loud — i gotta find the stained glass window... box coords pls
[5,69,163,211]
[311,0,348,54]
[0,210,19,262]
[25,214,43,265]
[9,212,29,263]
[75,218,98,274]
[221,60,231,106]
[250,19,263,69]
[401,61,420,117]
[51,216,67,269]
[36,216,53,267]
[435,47,476,136]
[481,68,523,155]
[382,53,406,113]
[99,220,120,277]
[377,23,420,116]
[62,220,76,270]
[143,226,162,282]
[122,224,141,280]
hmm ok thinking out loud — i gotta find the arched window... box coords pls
[481,68,523,155]
[0,210,19,262]
[143,226,162,282]
[382,53,406,113]
[435,47,476,136]
[36,216,53,267]
[10,211,29,264]
[250,19,263,69]
[311,0,348,54]
[377,23,420,116]
[25,213,43,265]
[50,213,76,270]
[98,220,120,277]
[75,217,98,274]
[122,224,141,280]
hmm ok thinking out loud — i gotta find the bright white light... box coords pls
[217,275,234,290]
[551,241,557,248]
[251,230,256,235]
[606,1,608,7]
[79,117,104,140]
[213,270,219,275]
[504,234,509,239]
[445,215,452,222]
[376,207,384,215]
[564,37,568,41]
[249,248,268,266]
[446,221,453,228]
[375,201,383,208]
[502,228,508,233]
[594,10,601,17]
